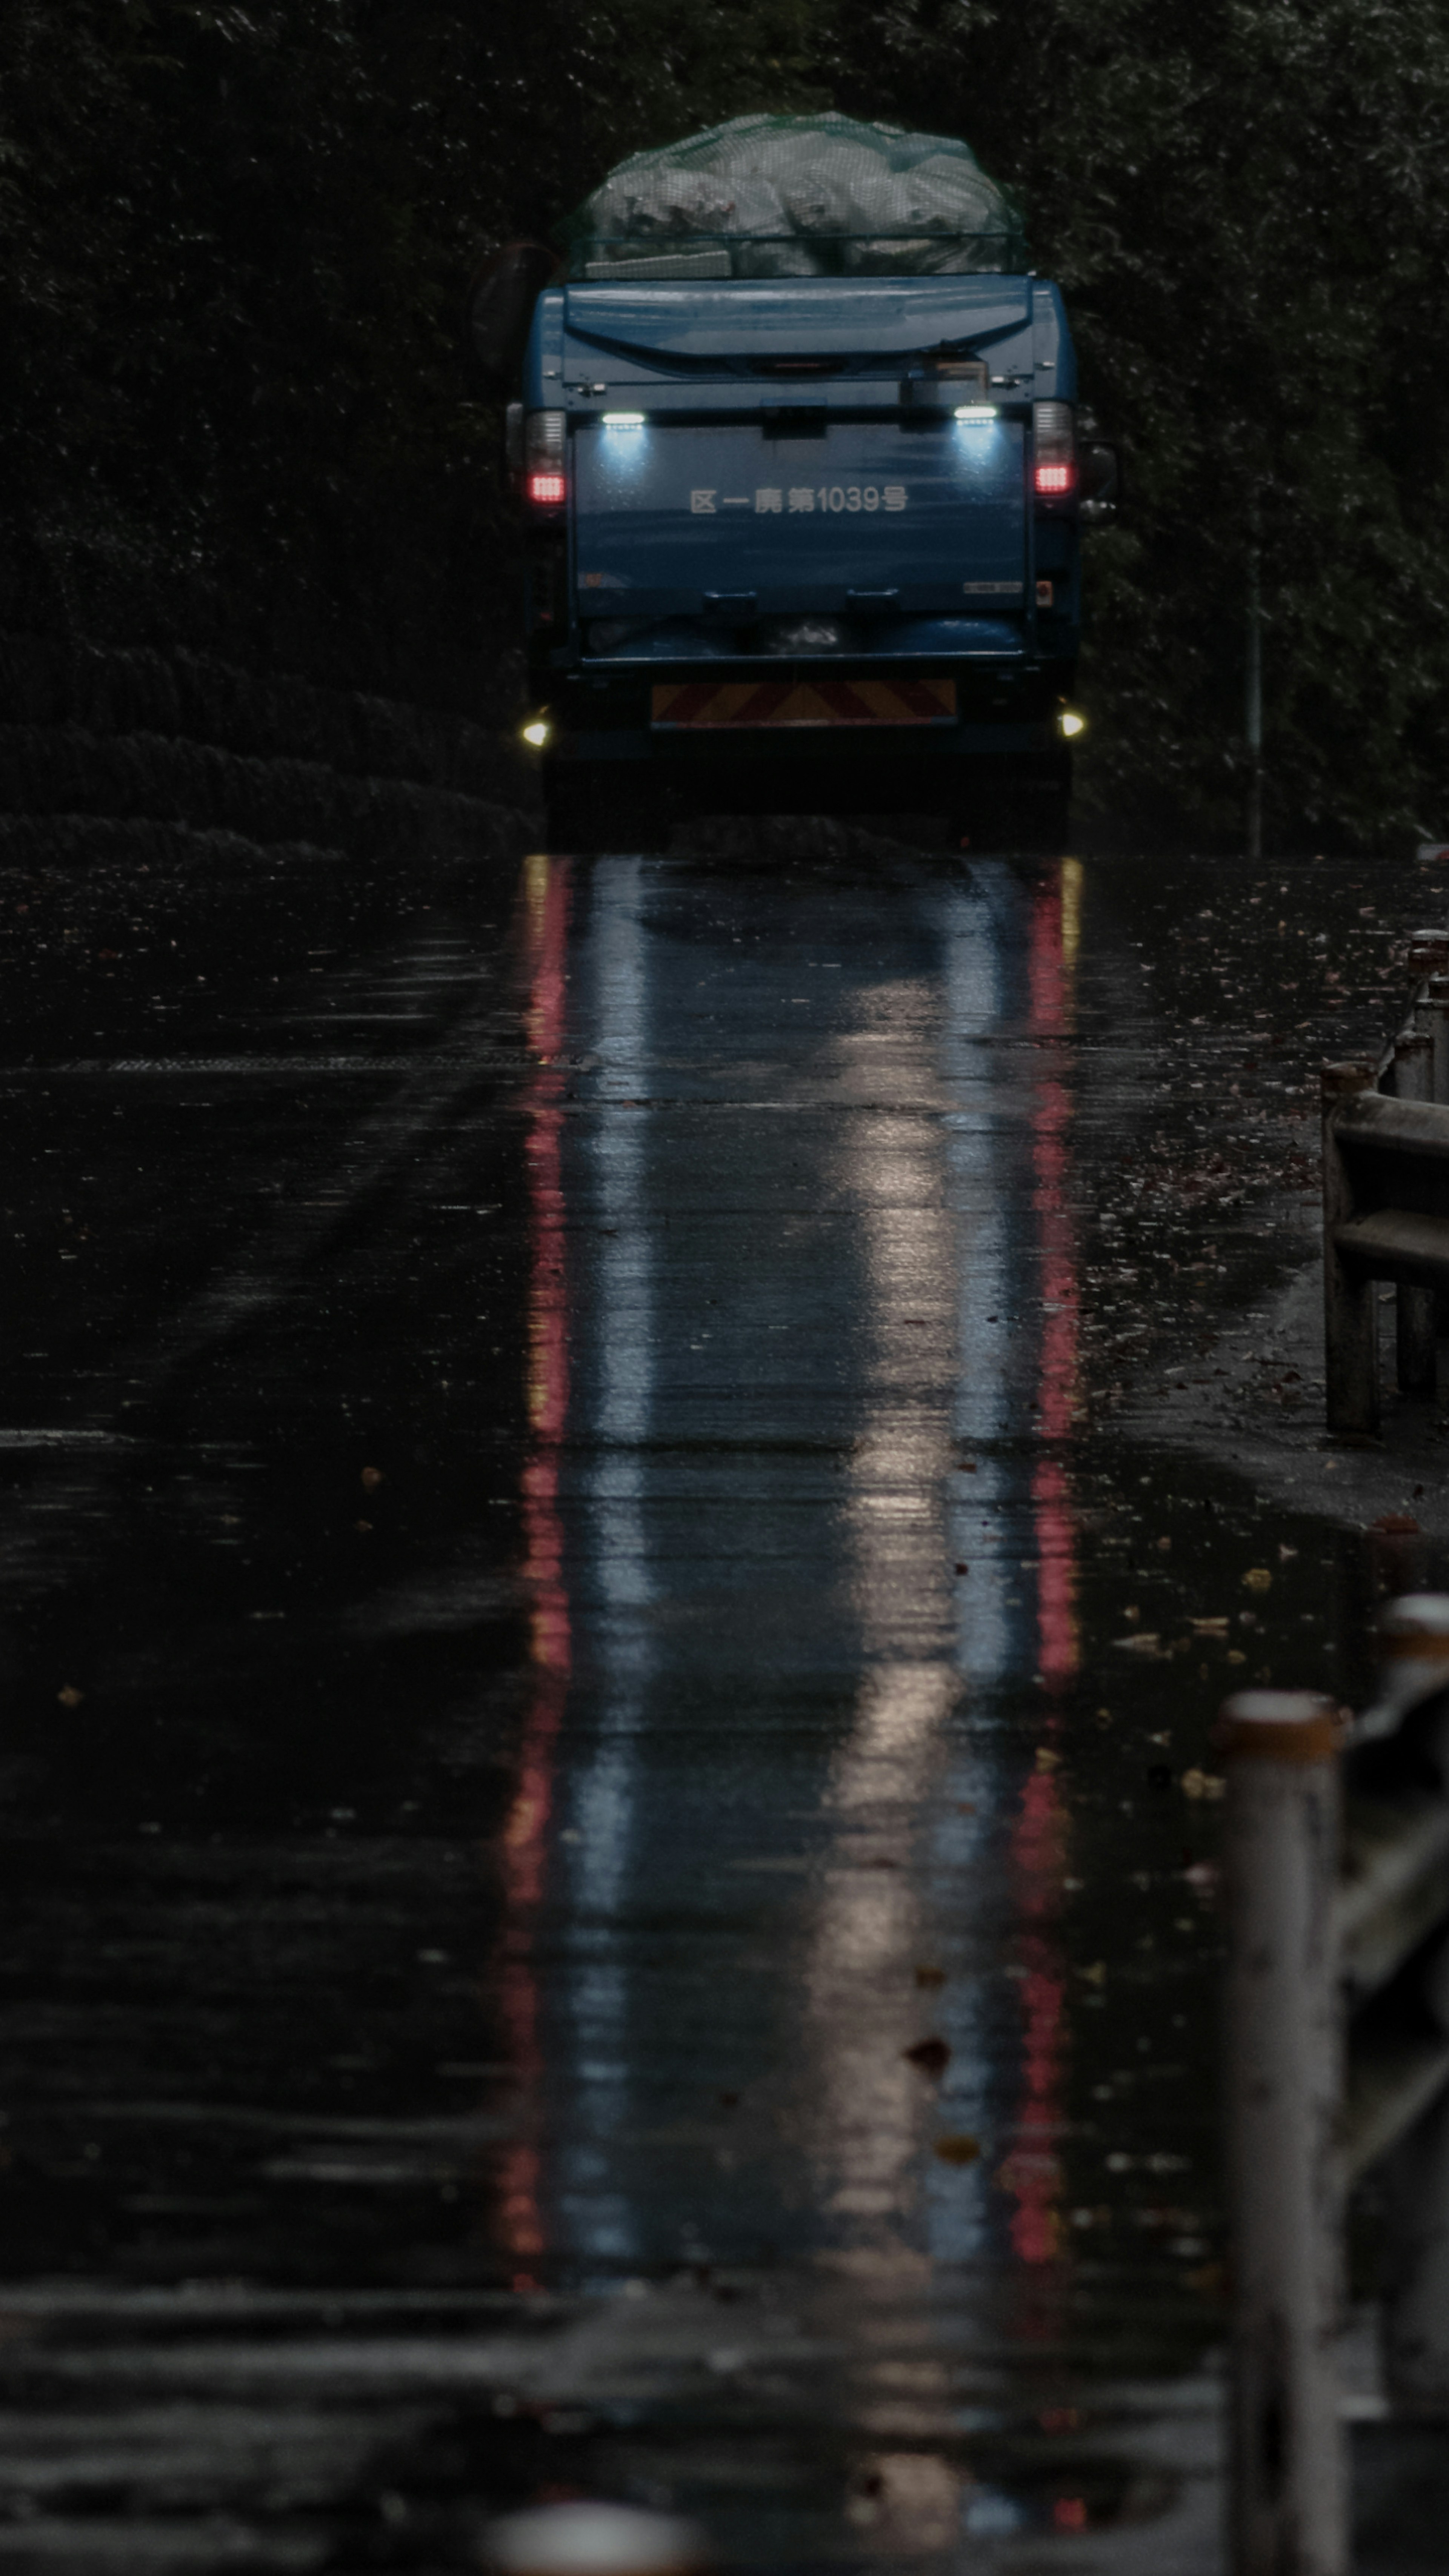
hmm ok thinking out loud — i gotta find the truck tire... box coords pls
[542,776,589,854]
[953,771,1071,857]
[1016,787,1072,857]
[544,769,672,856]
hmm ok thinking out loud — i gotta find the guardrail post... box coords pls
[1383,2078,1449,2413]
[1393,1032,1436,1389]
[1370,1590,1449,1728]
[1322,1061,1378,1434]
[1221,1690,1346,2576]
[1428,973,1449,1105]
[1360,1595,1449,2416]
[1409,929,1449,987]
[1426,974,1449,1399]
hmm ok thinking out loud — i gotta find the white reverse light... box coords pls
[521,719,551,748]
[1059,710,1086,739]
[954,404,998,424]
[602,410,646,430]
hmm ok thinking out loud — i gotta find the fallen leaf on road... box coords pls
[57,1686,83,1709]
[1181,1768,1226,1801]
[1034,1746,1061,1772]
[361,1466,384,1491]
[1189,1616,1229,1634]
[933,2133,980,2166]
[914,1965,946,1989]
[1078,1960,1107,1986]
[1243,1567,1272,1592]
[1114,1633,1163,1655]
[1371,1513,1419,1535]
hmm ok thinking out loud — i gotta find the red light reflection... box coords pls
[1001,863,1080,2282]
[496,852,573,2288]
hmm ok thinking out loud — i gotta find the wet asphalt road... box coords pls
[3,826,1449,2572]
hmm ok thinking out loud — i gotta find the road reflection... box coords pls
[998,868,1078,2300]
[8,817,1436,2569]
[498,850,574,2290]
[504,847,1086,2373]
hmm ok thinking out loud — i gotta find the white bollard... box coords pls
[1356,1592,1449,1744]
[482,2501,709,2576]
[1220,1690,1347,2576]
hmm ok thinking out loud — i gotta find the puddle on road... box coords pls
[2,835,1447,2569]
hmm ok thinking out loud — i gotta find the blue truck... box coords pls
[477,206,1116,853]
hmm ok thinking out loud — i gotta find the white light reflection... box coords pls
[559,857,655,2268]
[795,868,1029,2407]
[931,865,1029,2263]
[797,941,963,2316]
[945,866,1019,1693]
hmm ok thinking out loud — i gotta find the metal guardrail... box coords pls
[1323,927,1449,1432]
[1224,1595,1449,2576]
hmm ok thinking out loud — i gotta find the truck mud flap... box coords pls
[651,677,955,730]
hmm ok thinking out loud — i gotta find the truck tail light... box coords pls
[525,410,566,507]
[1032,400,1075,498]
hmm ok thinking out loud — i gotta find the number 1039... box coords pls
[798,485,905,514]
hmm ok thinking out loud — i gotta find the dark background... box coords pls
[5,0,1449,848]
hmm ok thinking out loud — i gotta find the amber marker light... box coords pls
[1058,710,1086,739]
[521,719,551,749]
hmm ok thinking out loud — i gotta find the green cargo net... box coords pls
[560,112,1027,282]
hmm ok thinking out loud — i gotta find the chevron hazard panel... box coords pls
[651,678,956,729]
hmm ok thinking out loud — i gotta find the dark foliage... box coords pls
[3,0,1447,841]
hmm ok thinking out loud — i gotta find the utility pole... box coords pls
[1246,486,1263,860]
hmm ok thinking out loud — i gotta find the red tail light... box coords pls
[1032,400,1075,502]
[523,411,567,509]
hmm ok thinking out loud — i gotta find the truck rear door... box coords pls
[574,411,1025,621]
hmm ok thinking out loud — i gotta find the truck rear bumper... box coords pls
[552,718,1060,764]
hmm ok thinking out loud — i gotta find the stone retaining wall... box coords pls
[0,633,534,873]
